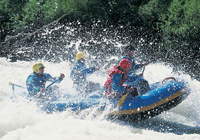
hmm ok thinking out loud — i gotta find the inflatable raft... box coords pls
[40,77,190,121]
[109,77,190,121]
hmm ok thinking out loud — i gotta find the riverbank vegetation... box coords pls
[0,0,199,79]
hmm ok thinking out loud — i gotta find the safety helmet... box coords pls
[33,62,45,73]
[119,59,132,71]
[76,52,86,60]
[123,43,136,52]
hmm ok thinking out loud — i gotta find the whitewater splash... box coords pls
[0,58,200,140]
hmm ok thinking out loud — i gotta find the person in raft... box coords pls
[26,62,65,100]
[70,52,100,93]
[104,59,142,99]
[119,43,150,94]
[119,43,148,75]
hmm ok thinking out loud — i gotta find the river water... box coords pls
[0,57,200,140]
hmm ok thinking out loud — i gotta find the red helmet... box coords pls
[119,59,132,71]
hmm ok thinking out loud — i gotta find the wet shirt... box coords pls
[70,61,95,86]
[26,73,61,96]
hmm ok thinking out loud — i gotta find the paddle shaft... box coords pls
[131,66,145,87]
[9,78,60,91]
[9,82,26,89]
[46,79,60,89]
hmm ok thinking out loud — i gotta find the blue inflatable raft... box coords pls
[109,77,190,121]
[40,77,190,121]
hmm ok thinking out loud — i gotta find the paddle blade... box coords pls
[118,92,129,109]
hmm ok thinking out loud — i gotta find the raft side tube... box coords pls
[109,80,189,116]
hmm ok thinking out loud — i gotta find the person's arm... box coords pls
[111,73,127,93]
[45,73,63,83]
[84,67,96,74]
[72,62,95,74]
[79,61,99,74]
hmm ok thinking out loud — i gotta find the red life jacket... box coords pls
[104,65,128,90]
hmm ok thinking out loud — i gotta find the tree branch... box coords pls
[1,11,72,47]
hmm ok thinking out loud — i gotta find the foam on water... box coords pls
[0,58,200,140]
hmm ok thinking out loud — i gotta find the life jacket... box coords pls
[104,65,128,90]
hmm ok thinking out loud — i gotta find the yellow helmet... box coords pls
[32,62,45,73]
[76,52,86,60]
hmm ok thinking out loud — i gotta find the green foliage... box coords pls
[57,0,88,15]
[85,0,109,19]
[160,0,200,50]
[19,0,58,27]
[0,0,88,33]
[138,0,171,28]
[0,0,27,30]
[0,0,165,32]
[85,0,146,25]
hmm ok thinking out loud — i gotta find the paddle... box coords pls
[9,78,60,91]
[9,82,26,91]
[46,79,60,89]
[117,66,145,109]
